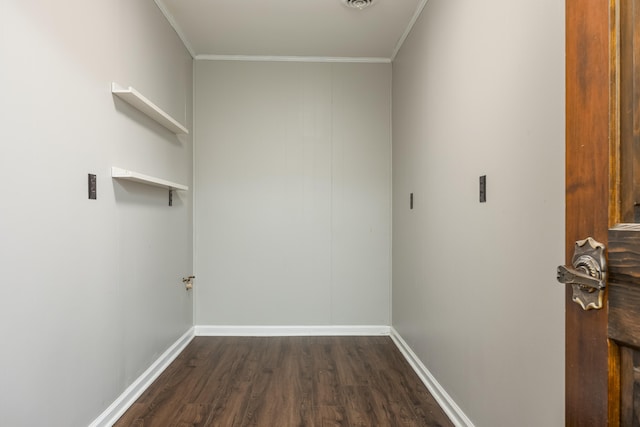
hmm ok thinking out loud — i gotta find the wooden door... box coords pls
[565,2,611,425]
[566,0,640,425]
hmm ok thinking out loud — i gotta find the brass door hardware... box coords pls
[557,237,606,310]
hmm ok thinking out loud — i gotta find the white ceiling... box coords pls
[154,0,428,62]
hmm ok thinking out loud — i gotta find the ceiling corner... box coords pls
[391,0,430,62]
[154,0,197,58]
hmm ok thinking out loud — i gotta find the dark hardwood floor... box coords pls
[114,336,454,426]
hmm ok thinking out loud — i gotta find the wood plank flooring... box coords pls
[114,336,453,427]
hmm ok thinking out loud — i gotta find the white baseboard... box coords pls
[390,327,475,427]
[88,327,195,427]
[89,325,471,427]
[195,324,391,336]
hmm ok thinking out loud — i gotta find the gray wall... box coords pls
[194,61,391,326]
[392,0,566,426]
[1,1,567,425]
[0,2,193,426]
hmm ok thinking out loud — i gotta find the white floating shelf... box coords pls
[111,167,188,191]
[111,83,189,135]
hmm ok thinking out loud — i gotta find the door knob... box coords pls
[557,237,606,310]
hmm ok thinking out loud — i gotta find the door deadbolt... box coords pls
[557,237,606,310]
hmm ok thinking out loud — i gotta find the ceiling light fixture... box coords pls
[342,0,377,10]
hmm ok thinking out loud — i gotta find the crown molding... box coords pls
[154,0,196,58]
[391,0,430,61]
[155,0,429,63]
[195,55,391,64]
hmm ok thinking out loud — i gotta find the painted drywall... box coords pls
[392,0,565,426]
[194,61,391,326]
[0,2,193,426]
